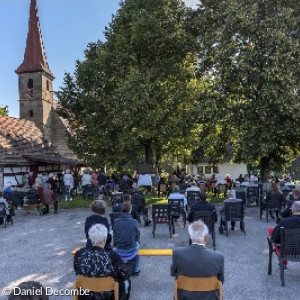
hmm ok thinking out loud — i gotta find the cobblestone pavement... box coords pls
[1,205,299,300]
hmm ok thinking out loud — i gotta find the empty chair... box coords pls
[246,185,260,206]
[186,191,200,208]
[174,275,222,300]
[152,204,173,238]
[131,191,149,226]
[268,227,300,286]
[193,210,216,250]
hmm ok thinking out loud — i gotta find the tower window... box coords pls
[27,79,33,89]
[46,80,50,91]
[29,110,33,117]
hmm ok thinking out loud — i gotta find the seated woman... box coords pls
[265,182,284,221]
[85,200,112,250]
[74,224,130,300]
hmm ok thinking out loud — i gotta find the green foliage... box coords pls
[58,0,201,168]
[190,0,300,180]
[0,105,8,116]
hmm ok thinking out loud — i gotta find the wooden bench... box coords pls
[71,247,173,256]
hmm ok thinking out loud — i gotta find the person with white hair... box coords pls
[171,220,224,300]
[74,223,130,300]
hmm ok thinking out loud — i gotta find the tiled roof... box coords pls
[15,0,54,78]
[0,116,82,166]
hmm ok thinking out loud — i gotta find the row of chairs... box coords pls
[74,274,222,300]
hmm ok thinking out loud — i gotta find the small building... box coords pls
[0,0,83,188]
[186,145,248,180]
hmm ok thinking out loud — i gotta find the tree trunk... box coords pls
[145,142,153,164]
[259,157,270,182]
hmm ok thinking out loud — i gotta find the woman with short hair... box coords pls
[74,224,130,300]
[85,200,112,250]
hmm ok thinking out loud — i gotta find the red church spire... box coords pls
[16,0,54,79]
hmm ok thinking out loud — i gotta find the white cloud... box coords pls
[183,0,198,9]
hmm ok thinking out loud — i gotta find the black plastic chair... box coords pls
[152,204,172,238]
[233,189,247,206]
[222,201,246,237]
[168,198,186,229]
[246,186,260,206]
[131,192,149,226]
[260,193,284,222]
[193,210,216,250]
[267,227,300,286]
[110,192,123,206]
[186,191,200,208]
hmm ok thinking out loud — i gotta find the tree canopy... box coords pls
[189,0,300,180]
[58,0,201,167]
[58,0,300,177]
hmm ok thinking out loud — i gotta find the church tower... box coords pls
[15,0,54,139]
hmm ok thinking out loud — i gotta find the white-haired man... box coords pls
[171,220,224,300]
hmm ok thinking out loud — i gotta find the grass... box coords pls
[57,191,225,210]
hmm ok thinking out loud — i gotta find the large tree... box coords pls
[58,0,200,167]
[190,0,300,180]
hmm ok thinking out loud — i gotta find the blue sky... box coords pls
[0,0,197,117]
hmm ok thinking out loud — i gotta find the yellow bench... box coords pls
[71,247,173,256]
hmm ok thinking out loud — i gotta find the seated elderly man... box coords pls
[113,202,141,276]
[219,189,243,232]
[186,192,217,223]
[74,224,129,299]
[171,220,224,300]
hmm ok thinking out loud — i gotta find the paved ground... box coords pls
[1,205,299,300]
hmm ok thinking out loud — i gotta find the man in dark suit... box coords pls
[171,220,224,300]
[187,192,217,223]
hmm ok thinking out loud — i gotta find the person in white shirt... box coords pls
[81,169,92,199]
[63,169,74,200]
[169,186,187,208]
